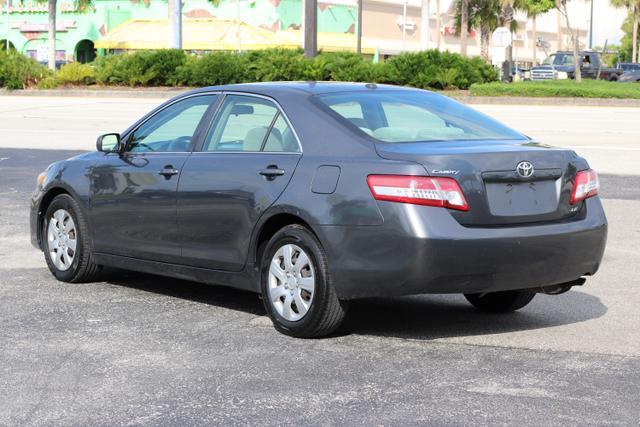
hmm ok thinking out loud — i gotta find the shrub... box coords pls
[176,51,249,86]
[310,51,374,82]
[94,49,186,86]
[52,48,499,90]
[0,50,51,89]
[469,80,640,99]
[37,76,59,89]
[244,48,310,82]
[382,50,497,89]
[56,62,96,85]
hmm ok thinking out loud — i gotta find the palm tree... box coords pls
[556,0,581,82]
[41,0,93,70]
[460,0,469,56]
[611,0,639,63]
[520,0,555,63]
[456,0,517,61]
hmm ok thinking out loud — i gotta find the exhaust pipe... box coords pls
[538,278,586,295]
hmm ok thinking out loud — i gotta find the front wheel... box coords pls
[260,225,348,338]
[464,290,536,313]
[42,194,102,283]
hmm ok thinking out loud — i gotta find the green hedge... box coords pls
[470,80,640,99]
[0,50,50,89]
[1,48,499,90]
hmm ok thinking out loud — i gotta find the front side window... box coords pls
[204,95,299,153]
[317,91,526,143]
[127,95,216,153]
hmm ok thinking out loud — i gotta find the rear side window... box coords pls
[317,91,525,143]
[204,95,299,153]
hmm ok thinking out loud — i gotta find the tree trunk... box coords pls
[460,0,468,56]
[436,0,441,49]
[304,0,317,58]
[481,26,490,61]
[48,0,56,71]
[633,6,638,63]
[556,0,563,50]
[532,14,537,64]
[560,2,581,83]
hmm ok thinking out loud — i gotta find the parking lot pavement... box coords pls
[1,96,640,424]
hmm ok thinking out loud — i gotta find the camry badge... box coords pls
[516,161,534,178]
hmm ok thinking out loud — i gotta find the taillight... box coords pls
[367,175,469,211]
[571,169,599,205]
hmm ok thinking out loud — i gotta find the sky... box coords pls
[593,1,627,46]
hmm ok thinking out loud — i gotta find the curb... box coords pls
[3,87,640,107]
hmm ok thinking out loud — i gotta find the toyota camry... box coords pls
[31,82,607,337]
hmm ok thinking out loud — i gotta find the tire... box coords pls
[260,224,348,338]
[42,194,102,283]
[464,290,536,313]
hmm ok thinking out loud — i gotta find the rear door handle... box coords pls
[158,166,180,178]
[259,165,285,180]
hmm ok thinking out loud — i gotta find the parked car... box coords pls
[531,51,622,81]
[616,62,640,72]
[30,82,608,337]
[619,70,640,82]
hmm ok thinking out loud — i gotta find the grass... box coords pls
[469,80,640,99]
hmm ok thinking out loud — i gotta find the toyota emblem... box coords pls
[516,161,534,178]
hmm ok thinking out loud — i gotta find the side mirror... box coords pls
[97,133,121,153]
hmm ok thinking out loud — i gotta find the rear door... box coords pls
[90,94,218,262]
[176,93,302,271]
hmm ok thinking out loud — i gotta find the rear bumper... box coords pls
[316,197,607,299]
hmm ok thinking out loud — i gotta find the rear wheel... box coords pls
[260,225,348,338]
[42,194,101,283]
[464,290,535,313]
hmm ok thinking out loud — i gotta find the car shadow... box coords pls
[343,291,608,340]
[100,269,607,340]
[101,268,266,317]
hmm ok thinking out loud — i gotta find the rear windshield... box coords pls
[316,90,526,143]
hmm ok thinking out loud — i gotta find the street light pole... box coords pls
[169,0,182,49]
[304,0,317,58]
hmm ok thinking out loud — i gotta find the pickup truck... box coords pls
[530,51,623,81]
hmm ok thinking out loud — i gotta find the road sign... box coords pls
[492,27,511,48]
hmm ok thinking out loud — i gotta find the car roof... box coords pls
[183,81,421,98]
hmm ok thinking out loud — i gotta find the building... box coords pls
[0,0,599,65]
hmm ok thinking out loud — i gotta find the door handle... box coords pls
[158,165,180,178]
[259,165,285,180]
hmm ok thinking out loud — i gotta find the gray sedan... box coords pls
[30,82,607,337]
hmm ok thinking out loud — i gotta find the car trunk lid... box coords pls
[375,139,582,226]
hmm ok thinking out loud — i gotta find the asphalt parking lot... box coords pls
[1,96,640,425]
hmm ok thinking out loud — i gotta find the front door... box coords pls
[177,94,302,271]
[90,94,218,263]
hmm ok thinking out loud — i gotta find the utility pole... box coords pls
[169,0,182,49]
[356,0,363,54]
[420,0,430,50]
[304,0,317,58]
[588,0,593,49]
